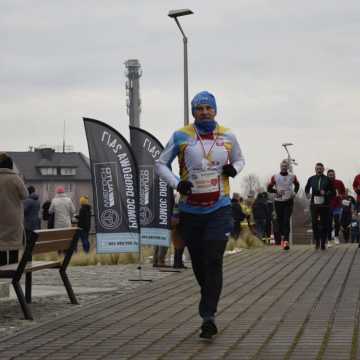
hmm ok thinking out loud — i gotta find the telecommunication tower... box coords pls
[125,59,142,127]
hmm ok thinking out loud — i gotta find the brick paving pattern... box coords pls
[1,245,360,359]
[0,263,172,338]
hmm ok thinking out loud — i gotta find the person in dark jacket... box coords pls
[76,196,91,253]
[340,189,356,242]
[23,186,41,241]
[252,192,269,240]
[266,197,274,240]
[42,199,54,229]
[305,162,335,250]
[350,212,360,245]
[231,193,245,239]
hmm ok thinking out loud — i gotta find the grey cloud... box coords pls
[1,0,360,184]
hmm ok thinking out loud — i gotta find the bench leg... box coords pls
[60,270,79,305]
[12,281,33,320]
[25,272,32,303]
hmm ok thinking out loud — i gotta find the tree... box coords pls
[241,174,261,197]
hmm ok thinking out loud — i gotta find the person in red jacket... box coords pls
[352,173,360,212]
[327,169,345,245]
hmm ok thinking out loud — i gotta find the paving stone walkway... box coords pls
[1,245,360,359]
[0,263,172,337]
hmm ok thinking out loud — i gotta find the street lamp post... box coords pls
[282,143,297,174]
[168,9,193,125]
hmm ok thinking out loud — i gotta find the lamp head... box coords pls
[168,9,193,18]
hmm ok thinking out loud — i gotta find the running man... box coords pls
[305,163,335,250]
[327,169,345,245]
[155,91,245,339]
[267,159,300,250]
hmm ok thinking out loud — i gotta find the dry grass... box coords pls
[33,245,155,266]
[32,229,264,267]
[32,233,155,266]
[71,246,156,266]
[228,227,265,250]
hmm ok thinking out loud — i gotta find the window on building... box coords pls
[40,168,57,176]
[64,183,74,193]
[46,183,55,193]
[60,168,76,176]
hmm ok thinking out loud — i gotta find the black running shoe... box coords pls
[200,320,218,339]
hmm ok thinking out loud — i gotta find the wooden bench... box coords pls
[0,227,80,320]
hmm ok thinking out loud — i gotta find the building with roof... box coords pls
[8,148,93,209]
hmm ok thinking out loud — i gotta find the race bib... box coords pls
[187,169,220,206]
[277,190,293,201]
[342,199,350,207]
[189,169,219,194]
[314,196,324,205]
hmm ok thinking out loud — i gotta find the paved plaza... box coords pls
[1,245,360,359]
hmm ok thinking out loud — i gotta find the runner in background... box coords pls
[155,91,245,339]
[352,173,360,212]
[350,212,360,245]
[340,189,356,243]
[231,193,245,240]
[265,194,274,243]
[305,163,335,250]
[252,192,269,241]
[267,159,299,250]
[326,169,345,245]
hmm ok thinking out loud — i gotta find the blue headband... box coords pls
[191,91,217,116]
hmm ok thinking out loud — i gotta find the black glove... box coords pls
[177,180,193,195]
[222,164,237,178]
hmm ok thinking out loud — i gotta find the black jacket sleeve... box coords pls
[304,177,312,195]
[294,178,300,194]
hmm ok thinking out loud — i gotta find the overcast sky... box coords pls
[1,0,359,193]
